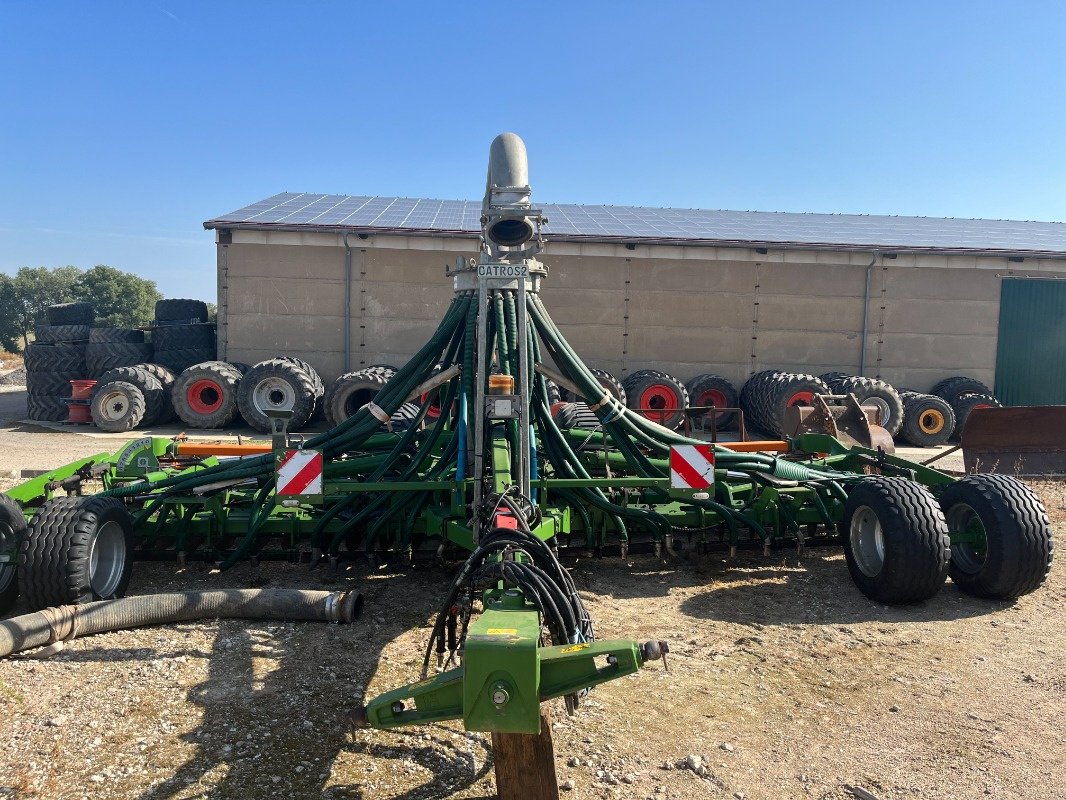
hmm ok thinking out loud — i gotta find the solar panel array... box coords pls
[205,192,1066,254]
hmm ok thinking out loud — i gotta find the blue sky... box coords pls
[2,1,1064,300]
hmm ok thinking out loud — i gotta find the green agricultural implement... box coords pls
[0,133,1055,798]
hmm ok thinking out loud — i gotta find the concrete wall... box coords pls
[217,229,1066,392]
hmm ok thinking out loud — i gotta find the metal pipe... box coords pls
[343,232,353,372]
[859,250,880,376]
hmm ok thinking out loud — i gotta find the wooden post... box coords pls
[491,708,559,800]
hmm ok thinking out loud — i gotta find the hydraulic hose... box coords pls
[0,589,363,659]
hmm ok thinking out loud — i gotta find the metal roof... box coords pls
[204,192,1066,257]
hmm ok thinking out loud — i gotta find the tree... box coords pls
[11,266,80,348]
[73,265,161,328]
[0,275,23,352]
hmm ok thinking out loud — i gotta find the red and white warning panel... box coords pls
[670,444,715,490]
[276,449,324,497]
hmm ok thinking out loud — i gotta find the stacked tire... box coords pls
[622,370,688,429]
[86,328,153,377]
[25,303,94,421]
[929,376,1002,440]
[151,299,216,375]
[740,371,830,438]
[172,361,242,429]
[237,358,323,433]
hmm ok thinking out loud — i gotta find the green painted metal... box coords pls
[995,277,1066,405]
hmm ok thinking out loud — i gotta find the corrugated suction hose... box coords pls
[0,588,363,658]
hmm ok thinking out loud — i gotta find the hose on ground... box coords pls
[0,589,363,659]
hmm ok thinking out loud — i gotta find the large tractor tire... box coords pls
[761,373,831,438]
[278,356,325,418]
[899,394,955,447]
[684,373,738,430]
[930,376,993,406]
[26,395,68,422]
[172,361,242,428]
[238,358,319,432]
[739,370,781,433]
[152,323,216,351]
[86,341,154,377]
[90,380,149,432]
[623,370,688,430]
[325,369,390,428]
[842,477,950,604]
[818,371,852,392]
[26,371,79,398]
[0,495,26,615]
[89,327,145,344]
[940,474,1054,600]
[34,324,90,344]
[94,366,166,426]
[19,496,133,610]
[561,368,626,406]
[836,376,905,436]
[45,302,94,326]
[24,342,86,374]
[950,393,1002,440]
[155,298,209,325]
[152,347,218,375]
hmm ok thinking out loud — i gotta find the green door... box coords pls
[994,278,1066,405]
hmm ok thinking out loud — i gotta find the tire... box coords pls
[93,366,166,426]
[739,370,781,433]
[26,371,79,398]
[842,477,950,604]
[155,298,209,324]
[899,394,955,447]
[26,395,68,421]
[390,402,422,432]
[18,495,133,609]
[237,359,318,432]
[172,361,242,428]
[836,376,905,436]
[325,369,390,428]
[23,342,86,374]
[89,327,145,343]
[90,380,148,432]
[622,371,689,429]
[0,495,27,615]
[590,369,626,406]
[553,401,601,431]
[684,374,738,430]
[45,302,94,326]
[819,371,851,391]
[131,363,177,422]
[228,361,251,376]
[940,474,1054,600]
[153,347,218,375]
[950,393,1002,440]
[86,341,155,377]
[762,373,831,438]
[152,323,216,351]
[931,376,993,406]
[34,324,90,344]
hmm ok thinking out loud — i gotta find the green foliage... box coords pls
[11,266,81,347]
[73,265,161,328]
[0,275,23,352]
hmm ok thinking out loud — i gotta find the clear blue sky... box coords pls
[2,1,1064,300]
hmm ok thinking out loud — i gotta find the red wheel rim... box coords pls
[972,402,993,410]
[187,379,224,414]
[639,385,679,416]
[696,389,728,408]
[420,391,443,419]
[786,390,814,407]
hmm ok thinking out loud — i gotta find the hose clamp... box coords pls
[365,402,393,431]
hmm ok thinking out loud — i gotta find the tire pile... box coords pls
[25,302,94,421]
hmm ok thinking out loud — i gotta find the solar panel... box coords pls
[204,194,1066,254]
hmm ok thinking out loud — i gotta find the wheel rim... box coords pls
[99,391,130,422]
[864,396,892,426]
[696,389,728,408]
[187,379,224,414]
[946,502,987,574]
[850,505,885,577]
[252,377,296,414]
[640,386,678,412]
[919,409,946,434]
[88,520,126,597]
[787,391,814,407]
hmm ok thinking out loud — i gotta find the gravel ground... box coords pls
[0,431,1061,800]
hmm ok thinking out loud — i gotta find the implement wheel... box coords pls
[940,474,1054,600]
[19,496,133,610]
[0,495,26,615]
[842,477,950,604]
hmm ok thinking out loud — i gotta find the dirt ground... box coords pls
[0,425,1062,800]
